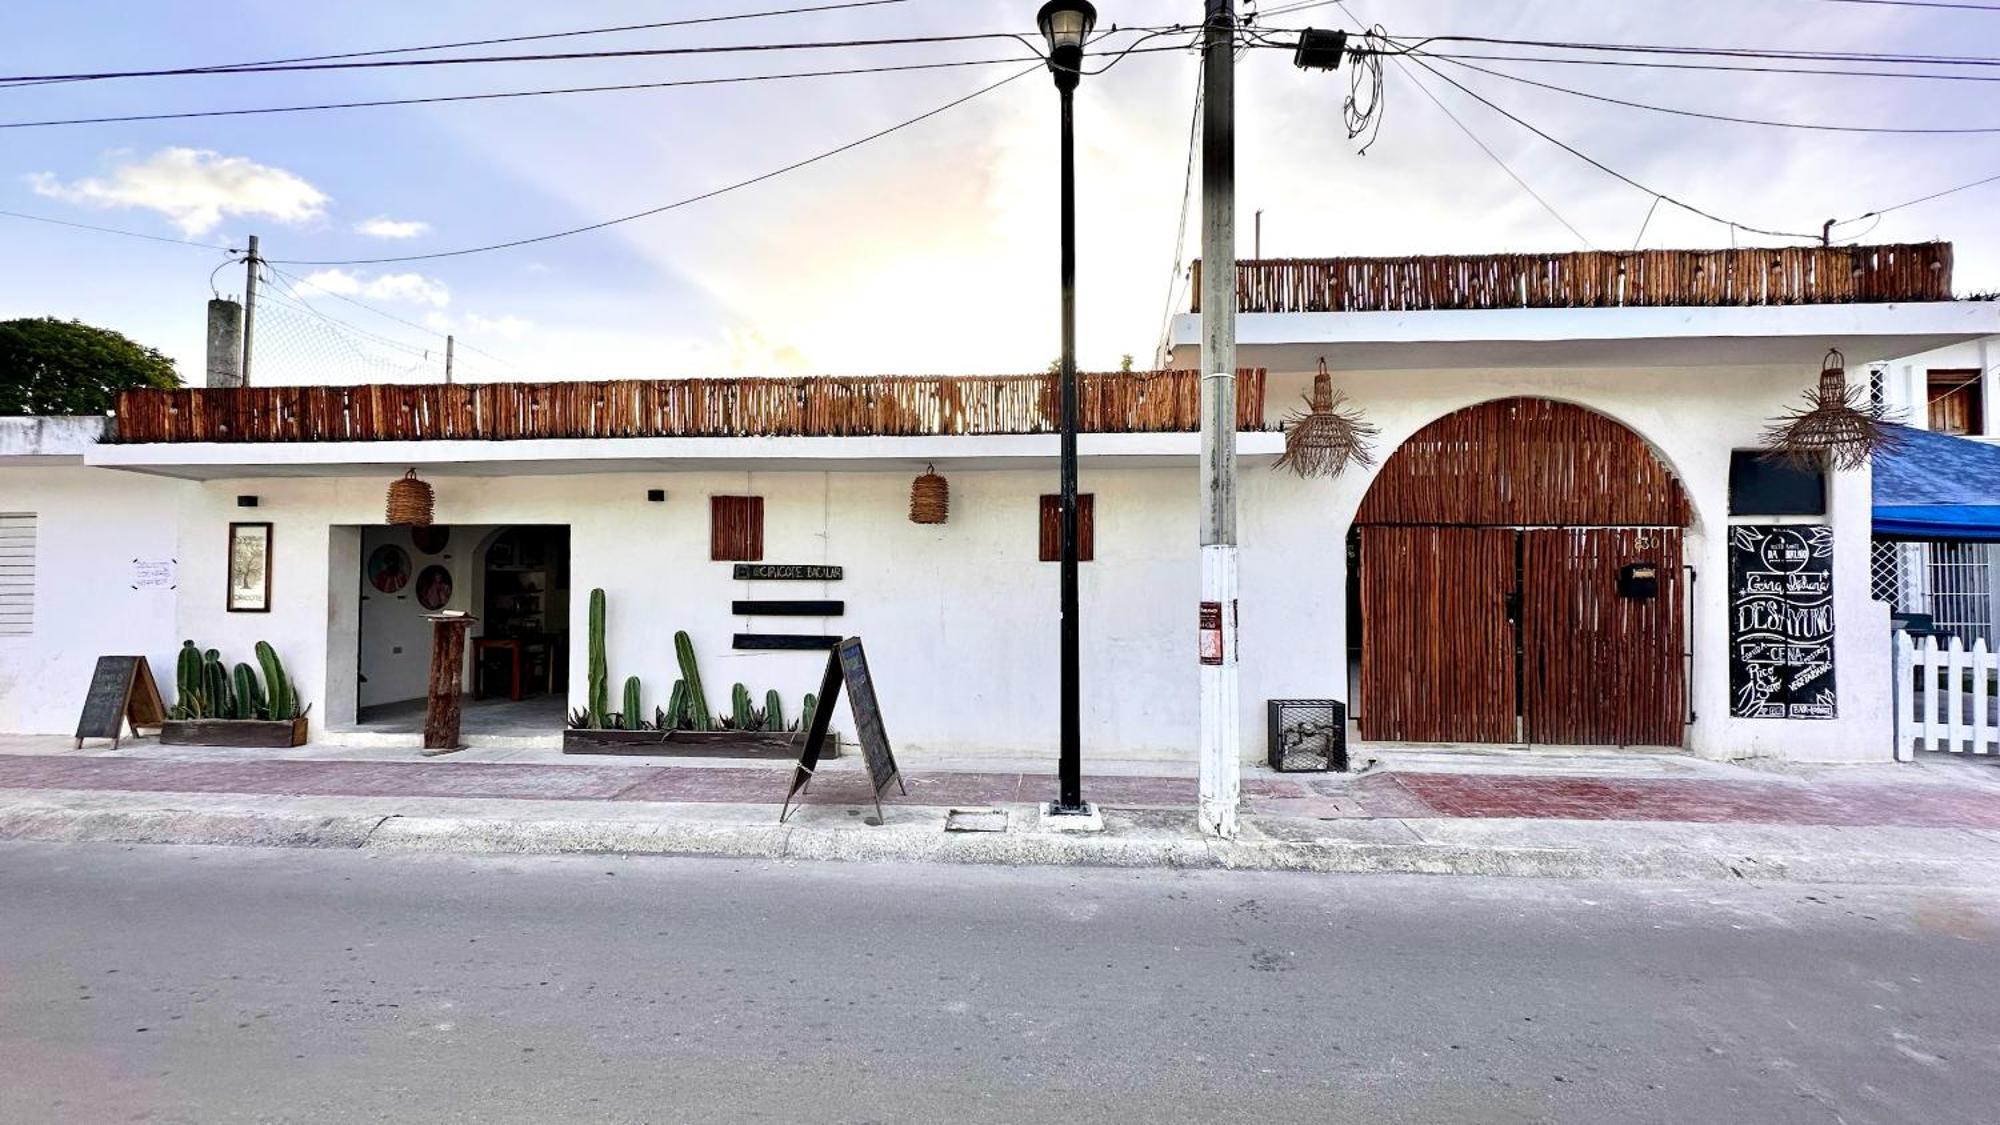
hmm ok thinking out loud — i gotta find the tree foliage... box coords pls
[0,317,181,416]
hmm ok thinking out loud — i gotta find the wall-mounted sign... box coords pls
[1728,525,1836,720]
[130,558,176,590]
[734,564,842,581]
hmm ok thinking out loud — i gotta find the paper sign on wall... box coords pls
[130,558,177,590]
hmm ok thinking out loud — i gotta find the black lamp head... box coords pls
[1037,0,1096,88]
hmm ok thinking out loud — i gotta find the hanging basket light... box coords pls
[909,463,949,524]
[1760,348,1904,471]
[1274,359,1378,478]
[385,468,436,526]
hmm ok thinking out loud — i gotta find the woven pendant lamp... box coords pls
[385,468,436,526]
[1274,358,1378,478]
[1760,349,1904,471]
[909,463,949,524]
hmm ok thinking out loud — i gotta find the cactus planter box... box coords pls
[562,728,834,759]
[161,715,309,748]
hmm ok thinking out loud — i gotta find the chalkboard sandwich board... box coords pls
[780,637,903,823]
[74,655,167,749]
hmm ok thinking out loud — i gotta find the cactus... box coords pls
[665,679,689,731]
[202,649,230,722]
[622,676,643,731]
[231,663,264,720]
[586,588,608,729]
[801,692,818,734]
[173,640,203,719]
[255,641,296,720]
[765,690,785,732]
[731,683,753,730]
[674,631,712,731]
[173,640,204,716]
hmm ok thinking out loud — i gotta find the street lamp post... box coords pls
[1039,0,1095,817]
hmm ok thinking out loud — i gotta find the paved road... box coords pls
[1,845,1995,1124]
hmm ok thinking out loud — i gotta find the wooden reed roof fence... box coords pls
[1191,243,1953,313]
[111,370,1268,444]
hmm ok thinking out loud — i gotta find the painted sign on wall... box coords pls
[1728,524,1836,719]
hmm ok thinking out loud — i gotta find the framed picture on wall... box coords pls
[227,522,272,613]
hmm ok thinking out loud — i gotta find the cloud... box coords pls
[465,312,532,341]
[297,268,450,307]
[354,216,430,240]
[28,147,327,236]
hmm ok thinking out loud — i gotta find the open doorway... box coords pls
[353,524,570,737]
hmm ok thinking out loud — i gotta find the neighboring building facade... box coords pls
[5,244,1993,767]
[1869,334,2000,647]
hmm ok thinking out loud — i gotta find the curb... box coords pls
[3,801,1998,888]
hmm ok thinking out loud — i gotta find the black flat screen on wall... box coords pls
[1728,451,1826,516]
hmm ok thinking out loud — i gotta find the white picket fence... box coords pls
[1894,631,2000,758]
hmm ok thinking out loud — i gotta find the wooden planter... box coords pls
[562,728,835,760]
[160,715,309,748]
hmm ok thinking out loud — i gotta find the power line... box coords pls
[0,1,912,89]
[1804,0,2000,11]
[1323,4,1591,245]
[1425,53,2000,134]
[1832,167,2000,228]
[0,31,1055,84]
[1395,50,1818,240]
[0,207,235,251]
[0,54,1056,130]
[1386,48,2000,83]
[1385,33,2000,68]
[1153,55,1204,368]
[265,62,1046,266]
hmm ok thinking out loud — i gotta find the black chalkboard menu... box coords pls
[74,655,166,748]
[1728,525,1836,719]
[781,637,903,822]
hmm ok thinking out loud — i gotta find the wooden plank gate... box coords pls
[1355,398,1691,747]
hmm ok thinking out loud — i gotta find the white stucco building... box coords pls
[5,244,1992,768]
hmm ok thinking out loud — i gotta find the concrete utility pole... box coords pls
[1197,0,1240,839]
[240,234,261,386]
[445,334,456,383]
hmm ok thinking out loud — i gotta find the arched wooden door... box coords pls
[1355,399,1690,746]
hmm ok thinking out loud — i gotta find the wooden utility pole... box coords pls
[240,234,261,386]
[1197,0,1240,838]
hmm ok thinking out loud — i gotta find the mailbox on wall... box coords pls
[1618,562,1659,600]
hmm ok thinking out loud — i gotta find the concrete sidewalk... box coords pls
[1,736,1998,887]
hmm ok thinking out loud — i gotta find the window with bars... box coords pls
[1873,537,2000,646]
[710,496,764,561]
[0,513,35,636]
[1038,494,1094,562]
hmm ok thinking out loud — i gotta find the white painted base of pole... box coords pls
[1198,543,1240,839]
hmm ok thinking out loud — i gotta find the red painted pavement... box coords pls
[0,754,1996,828]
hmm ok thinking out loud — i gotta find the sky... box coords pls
[1,0,1997,384]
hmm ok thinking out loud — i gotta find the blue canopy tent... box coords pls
[1874,425,2000,542]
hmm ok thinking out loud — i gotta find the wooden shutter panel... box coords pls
[1038,494,1093,562]
[710,496,764,561]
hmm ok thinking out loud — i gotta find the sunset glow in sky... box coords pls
[4,0,1997,383]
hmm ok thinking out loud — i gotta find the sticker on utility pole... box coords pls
[1199,601,1223,665]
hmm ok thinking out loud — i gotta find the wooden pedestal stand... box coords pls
[422,613,477,755]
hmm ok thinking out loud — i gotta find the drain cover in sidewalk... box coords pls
[943,808,1009,833]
